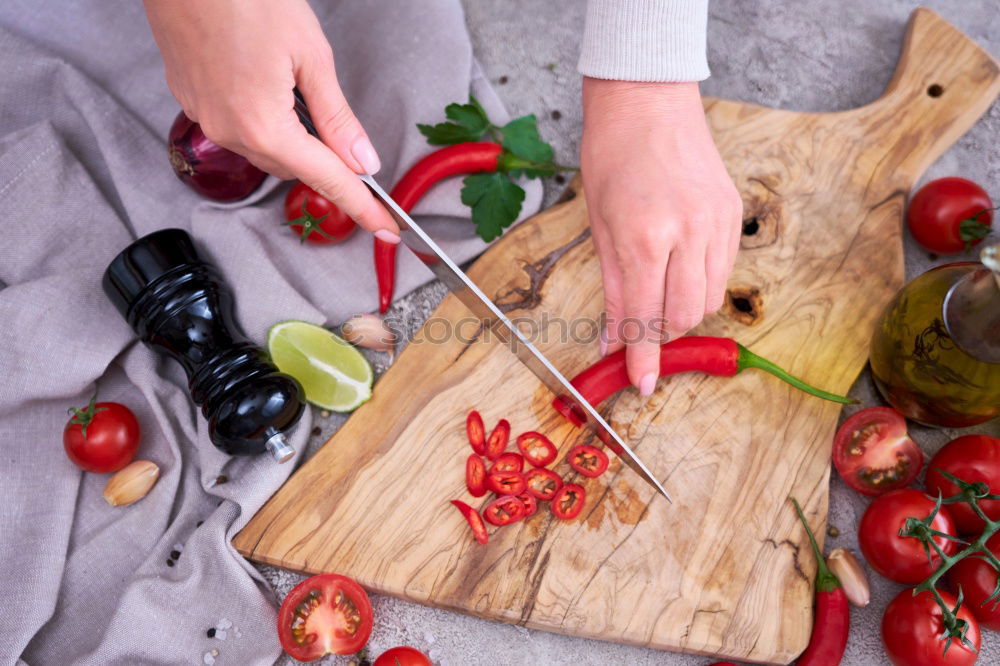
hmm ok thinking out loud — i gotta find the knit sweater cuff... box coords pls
[578,0,710,82]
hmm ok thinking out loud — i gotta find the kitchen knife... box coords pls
[292,91,671,501]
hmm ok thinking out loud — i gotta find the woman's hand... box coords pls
[143,0,399,241]
[581,78,742,395]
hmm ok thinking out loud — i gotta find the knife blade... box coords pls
[291,91,671,501]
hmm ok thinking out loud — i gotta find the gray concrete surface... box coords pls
[265,1,1000,664]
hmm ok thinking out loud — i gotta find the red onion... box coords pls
[167,111,266,202]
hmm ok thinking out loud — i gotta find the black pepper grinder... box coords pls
[102,228,304,462]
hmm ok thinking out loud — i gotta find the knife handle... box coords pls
[292,87,320,139]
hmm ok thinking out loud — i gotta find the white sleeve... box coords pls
[577,0,710,82]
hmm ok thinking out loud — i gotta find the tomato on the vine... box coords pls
[373,647,432,666]
[925,435,1000,535]
[859,488,958,584]
[283,182,357,244]
[882,588,980,666]
[63,397,140,473]
[277,573,373,661]
[832,407,923,496]
[947,532,1000,632]
[907,177,994,254]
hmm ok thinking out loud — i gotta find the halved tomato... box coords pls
[466,455,487,497]
[451,500,488,545]
[466,410,486,456]
[832,407,923,496]
[490,452,524,474]
[277,573,373,661]
[568,445,609,478]
[517,431,557,467]
[484,495,525,526]
[552,484,586,520]
[525,468,562,501]
[486,470,526,496]
[484,419,510,460]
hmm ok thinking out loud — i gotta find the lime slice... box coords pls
[267,320,373,412]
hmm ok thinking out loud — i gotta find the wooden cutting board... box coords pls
[235,10,999,664]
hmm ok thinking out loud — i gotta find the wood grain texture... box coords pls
[235,10,999,664]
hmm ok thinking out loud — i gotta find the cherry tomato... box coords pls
[373,646,432,666]
[517,431,557,467]
[284,182,357,244]
[907,177,994,254]
[490,452,524,475]
[925,435,1000,534]
[551,484,586,520]
[277,573,373,661]
[484,419,510,460]
[882,588,980,666]
[451,500,488,545]
[515,492,538,518]
[486,470,526,496]
[63,397,140,473]
[525,468,563,501]
[466,455,487,498]
[568,445,609,478]
[484,495,525,526]
[832,407,923,496]
[947,532,1000,631]
[466,410,485,456]
[859,488,958,584]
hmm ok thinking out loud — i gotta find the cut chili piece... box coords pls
[466,454,487,497]
[568,445,609,478]
[516,492,538,517]
[483,495,526,526]
[466,410,486,456]
[451,500,488,544]
[484,419,510,460]
[516,431,557,467]
[490,452,524,475]
[551,484,586,520]
[486,470,526,496]
[525,468,562,501]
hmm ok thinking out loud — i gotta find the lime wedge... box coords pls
[267,320,373,412]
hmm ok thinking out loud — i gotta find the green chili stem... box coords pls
[736,345,857,404]
[790,497,841,593]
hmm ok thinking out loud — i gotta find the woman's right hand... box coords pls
[143,0,400,242]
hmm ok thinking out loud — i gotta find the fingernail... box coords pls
[639,373,657,397]
[374,229,400,244]
[351,135,381,175]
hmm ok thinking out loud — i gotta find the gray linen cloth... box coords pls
[0,1,541,663]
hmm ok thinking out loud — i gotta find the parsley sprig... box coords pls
[417,96,576,241]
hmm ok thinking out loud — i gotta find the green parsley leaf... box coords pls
[460,173,526,242]
[499,115,553,164]
[417,96,490,145]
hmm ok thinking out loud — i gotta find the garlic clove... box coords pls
[341,313,397,352]
[103,460,160,507]
[826,547,870,607]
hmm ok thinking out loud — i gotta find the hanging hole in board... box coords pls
[724,287,763,326]
[927,84,944,98]
[742,217,761,236]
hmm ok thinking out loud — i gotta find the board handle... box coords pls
[862,8,1000,182]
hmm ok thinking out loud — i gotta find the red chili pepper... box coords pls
[791,497,849,666]
[483,495,525,527]
[516,431,557,467]
[484,419,510,461]
[524,468,562,501]
[375,143,503,311]
[553,337,855,427]
[466,454,487,498]
[490,452,524,475]
[515,492,538,518]
[466,410,485,456]
[551,484,586,520]
[486,470,526,496]
[451,500,488,545]
[567,445,609,478]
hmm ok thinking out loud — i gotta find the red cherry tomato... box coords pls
[283,182,357,244]
[925,435,1000,534]
[466,410,486,456]
[451,500,488,545]
[490,452,524,475]
[859,488,958,584]
[373,646,432,666]
[277,573,373,661]
[882,588,980,666]
[567,445,609,478]
[517,431,557,467]
[483,495,525,527]
[63,397,140,473]
[947,532,1000,631]
[907,177,994,254]
[486,470,526,496]
[484,419,510,460]
[832,407,923,496]
[466,455,487,498]
[551,484,586,520]
[525,468,563,501]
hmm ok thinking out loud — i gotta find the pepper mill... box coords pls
[102,228,304,462]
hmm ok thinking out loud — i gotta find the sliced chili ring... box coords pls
[483,496,526,527]
[567,445,609,478]
[466,410,486,456]
[486,470,526,496]
[515,492,538,517]
[484,419,510,460]
[516,431,557,467]
[551,484,586,520]
[525,467,562,501]
[451,500,488,544]
[490,452,524,475]
[466,454,487,497]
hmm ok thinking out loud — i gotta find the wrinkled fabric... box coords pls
[0,1,541,663]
